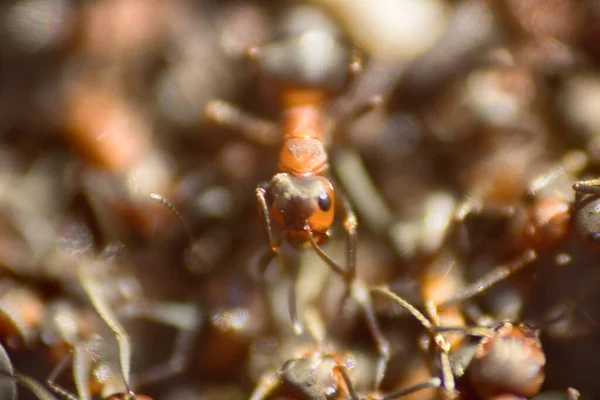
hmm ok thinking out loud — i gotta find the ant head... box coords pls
[573,193,600,246]
[268,173,334,242]
[280,354,343,399]
[467,322,545,399]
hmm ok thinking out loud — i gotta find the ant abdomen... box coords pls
[466,322,546,399]
[251,5,352,93]
[253,33,351,92]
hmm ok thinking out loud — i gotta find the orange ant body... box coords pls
[203,4,391,388]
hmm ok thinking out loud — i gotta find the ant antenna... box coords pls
[150,194,195,245]
[150,193,206,270]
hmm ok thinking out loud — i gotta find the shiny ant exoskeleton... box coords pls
[203,4,392,387]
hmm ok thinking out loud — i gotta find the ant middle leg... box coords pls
[306,187,391,389]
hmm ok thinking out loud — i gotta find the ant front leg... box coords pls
[256,183,303,333]
[204,100,279,146]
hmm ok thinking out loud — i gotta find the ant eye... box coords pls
[318,192,331,211]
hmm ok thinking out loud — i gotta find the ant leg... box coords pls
[437,249,537,309]
[249,372,280,400]
[288,273,303,335]
[204,100,279,145]
[371,287,460,398]
[303,305,327,347]
[117,300,202,387]
[306,228,347,279]
[573,179,600,195]
[350,279,390,390]
[47,351,82,400]
[256,184,279,255]
[72,342,92,400]
[77,266,133,392]
[256,184,303,332]
[0,344,16,400]
[1,372,56,400]
[332,187,391,389]
[337,188,358,279]
[424,302,457,399]
[379,377,442,400]
[307,191,390,389]
[336,365,360,400]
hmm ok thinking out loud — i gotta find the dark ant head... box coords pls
[268,173,334,243]
[573,194,600,246]
[467,322,545,399]
[279,354,343,399]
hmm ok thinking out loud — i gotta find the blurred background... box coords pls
[1,0,600,399]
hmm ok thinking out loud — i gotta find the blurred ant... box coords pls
[203,4,392,387]
[44,258,154,400]
[0,273,153,400]
[442,150,600,317]
[371,286,550,400]
[0,234,200,399]
[249,303,440,400]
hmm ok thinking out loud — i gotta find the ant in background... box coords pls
[248,301,440,400]
[372,285,547,400]
[203,4,392,388]
[0,265,153,399]
[45,251,159,400]
[0,220,201,400]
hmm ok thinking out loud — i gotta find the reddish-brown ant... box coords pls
[203,4,391,388]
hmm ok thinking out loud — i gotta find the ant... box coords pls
[371,285,549,400]
[0,272,152,400]
[0,233,200,400]
[44,255,154,400]
[438,150,600,323]
[249,302,441,400]
[203,3,392,388]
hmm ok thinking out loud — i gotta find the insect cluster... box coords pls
[0,0,599,399]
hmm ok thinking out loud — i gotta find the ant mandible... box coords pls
[204,4,390,388]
